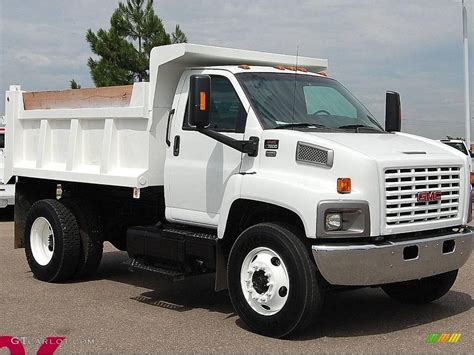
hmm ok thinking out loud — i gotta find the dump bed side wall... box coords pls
[4,83,165,188]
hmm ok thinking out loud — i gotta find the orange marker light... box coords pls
[274,65,286,70]
[238,64,251,69]
[337,178,351,194]
[199,91,206,111]
[470,172,474,185]
[318,71,328,76]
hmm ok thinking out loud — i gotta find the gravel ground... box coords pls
[0,212,472,354]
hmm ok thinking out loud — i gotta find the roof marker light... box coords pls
[238,64,251,70]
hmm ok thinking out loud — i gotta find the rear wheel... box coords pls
[25,199,81,282]
[228,223,323,338]
[382,270,458,304]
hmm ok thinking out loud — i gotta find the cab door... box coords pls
[164,70,249,227]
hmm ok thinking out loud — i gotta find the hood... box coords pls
[308,131,463,160]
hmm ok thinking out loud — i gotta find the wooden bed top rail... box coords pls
[22,85,133,110]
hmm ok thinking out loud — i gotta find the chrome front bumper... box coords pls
[312,228,473,286]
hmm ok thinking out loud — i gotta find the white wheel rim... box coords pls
[240,247,290,316]
[30,217,55,266]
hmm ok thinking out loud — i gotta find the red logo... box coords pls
[0,336,65,355]
[416,191,442,202]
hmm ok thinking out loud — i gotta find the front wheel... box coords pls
[382,270,458,304]
[227,223,323,338]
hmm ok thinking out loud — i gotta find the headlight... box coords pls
[325,212,342,231]
[317,201,370,238]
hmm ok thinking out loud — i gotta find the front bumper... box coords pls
[312,228,473,286]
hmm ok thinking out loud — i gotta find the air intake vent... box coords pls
[296,142,333,167]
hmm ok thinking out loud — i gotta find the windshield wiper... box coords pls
[274,122,328,130]
[337,124,383,132]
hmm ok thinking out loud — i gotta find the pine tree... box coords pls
[171,25,187,44]
[86,0,187,87]
[70,79,81,89]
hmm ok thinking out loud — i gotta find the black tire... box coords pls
[382,270,458,304]
[227,223,323,338]
[62,199,104,278]
[25,199,81,282]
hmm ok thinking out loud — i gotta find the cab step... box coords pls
[126,223,218,273]
[161,226,218,241]
[123,257,186,281]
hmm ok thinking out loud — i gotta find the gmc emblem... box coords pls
[417,191,442,202]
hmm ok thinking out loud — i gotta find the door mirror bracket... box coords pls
[198,128,259,157]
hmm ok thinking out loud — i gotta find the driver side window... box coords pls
[184,75,247,133]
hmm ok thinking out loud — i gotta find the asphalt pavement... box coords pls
[0,211,472,353]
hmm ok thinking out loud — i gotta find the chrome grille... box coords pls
[384,166,461,225]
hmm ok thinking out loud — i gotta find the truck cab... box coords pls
[3,44,473,338]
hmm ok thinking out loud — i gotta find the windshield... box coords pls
[237,72,383,131]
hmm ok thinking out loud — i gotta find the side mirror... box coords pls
[385,91,401,132]
[189,75,211,129]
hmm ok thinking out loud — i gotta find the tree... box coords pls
[86,0,187,87]
[171,25,187,44]
[70,79,81,89]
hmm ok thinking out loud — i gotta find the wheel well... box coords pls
[221,199,307,257]
[14,177,165,249]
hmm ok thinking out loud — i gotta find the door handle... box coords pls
[173,135,180,156]
[165,109,175,147]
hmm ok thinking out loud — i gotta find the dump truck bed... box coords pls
[4,83,154,188]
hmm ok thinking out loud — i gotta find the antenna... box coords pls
[290,45,299,129]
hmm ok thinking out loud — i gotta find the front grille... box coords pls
[384,166,461,226]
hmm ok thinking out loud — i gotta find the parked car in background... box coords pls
[440,137,471,157]
[0,118,15,209]
[440,137,474,198]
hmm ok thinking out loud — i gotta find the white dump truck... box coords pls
[4,44,473,337]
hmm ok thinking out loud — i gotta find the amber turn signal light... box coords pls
[199,91,206,111]
[470,172,474,185]
[337,178,351,194]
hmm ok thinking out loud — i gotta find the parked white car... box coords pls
[0,121,15,208]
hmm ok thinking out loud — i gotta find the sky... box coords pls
[0,0,473,140]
